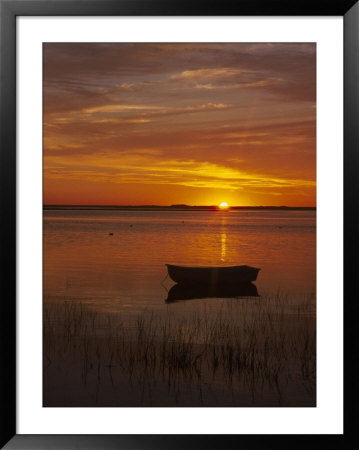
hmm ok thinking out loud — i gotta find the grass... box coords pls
[43,293,316,406]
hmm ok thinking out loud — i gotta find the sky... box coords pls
[43,43,316,206]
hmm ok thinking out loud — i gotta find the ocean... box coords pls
[43,209,316,406]
[44,209,316,313]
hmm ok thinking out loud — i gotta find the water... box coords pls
[43,209,316,406]
[44,209,315,314]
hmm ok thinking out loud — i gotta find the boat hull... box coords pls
[166,264,260,285]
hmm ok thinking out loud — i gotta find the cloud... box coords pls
[171,68,244,81]
[45,102,233,126]
[44,43,316,116]
[43,43,316,205]
[44,153,315,192]
[83,104,167,114]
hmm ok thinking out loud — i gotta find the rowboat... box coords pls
[165,282,258,303]
[165,264,260,285]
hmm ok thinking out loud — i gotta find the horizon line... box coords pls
[43,204,316,209]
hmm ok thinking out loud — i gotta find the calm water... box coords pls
[44,209,316,314]
[44,209,316,407]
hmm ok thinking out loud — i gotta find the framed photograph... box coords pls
[1,0,357,448]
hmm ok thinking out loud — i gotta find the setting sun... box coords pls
[219,202,229,209]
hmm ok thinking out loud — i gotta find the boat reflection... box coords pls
[165,281,259,303]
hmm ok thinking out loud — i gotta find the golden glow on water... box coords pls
[43,209,316,408]
[43,209,316,313]
[221,232,227,262]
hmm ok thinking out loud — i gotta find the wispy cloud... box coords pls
[44,153,315,192]
[43,43,316,205]
[46,102,233,125]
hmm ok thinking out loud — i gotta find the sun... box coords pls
[219,202,229,209]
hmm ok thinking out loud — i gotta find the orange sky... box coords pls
[43,43,316,206]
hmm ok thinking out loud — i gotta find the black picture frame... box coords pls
[1,0,357,448]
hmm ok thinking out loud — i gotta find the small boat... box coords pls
[166,282,259,303]
[165,264,260,285]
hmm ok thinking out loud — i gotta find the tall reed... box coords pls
[44,293,316,405]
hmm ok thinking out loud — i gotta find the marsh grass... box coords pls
[43,293,316,406]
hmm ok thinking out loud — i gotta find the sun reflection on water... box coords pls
[221,232,227,262]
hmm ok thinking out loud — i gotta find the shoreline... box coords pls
[43,205,316,211]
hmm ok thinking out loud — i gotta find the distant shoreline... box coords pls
[43,205,316,211]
